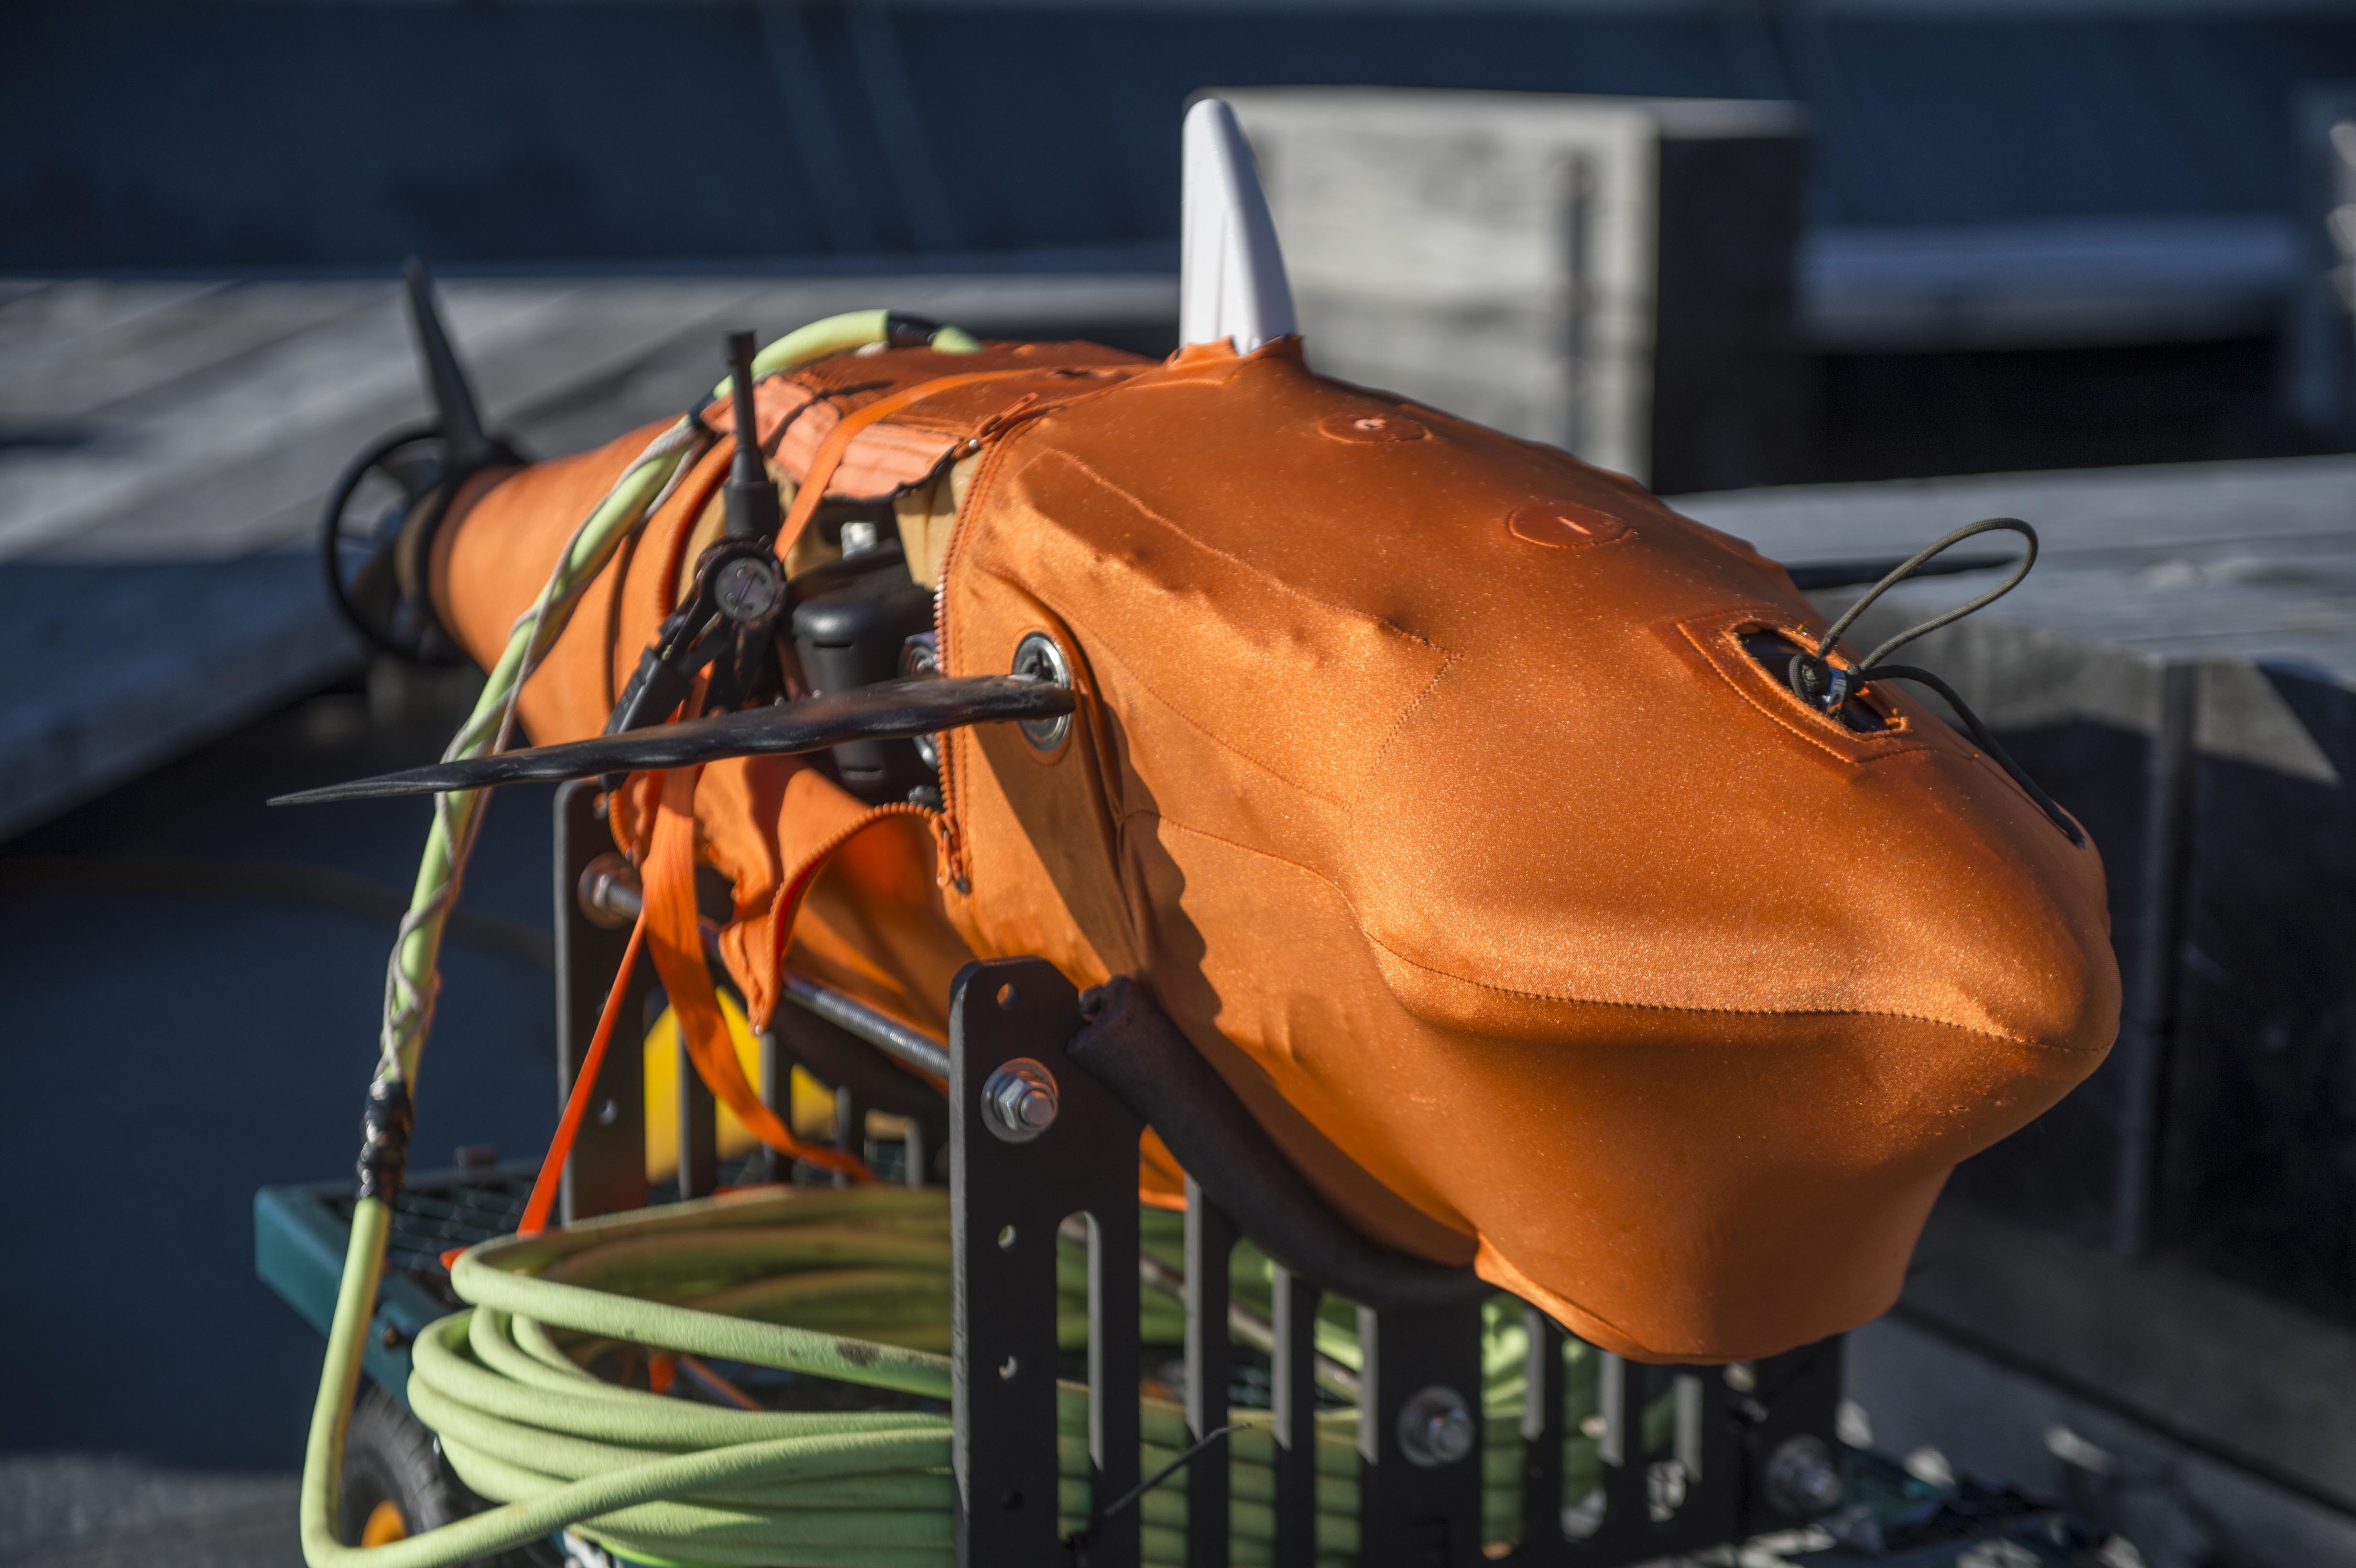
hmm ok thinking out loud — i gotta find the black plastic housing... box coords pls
[790,548,936,802]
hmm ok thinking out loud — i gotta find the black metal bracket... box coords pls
[950,957,1144,1568]
[554,779,650,1222]
[545,789,1848,1568]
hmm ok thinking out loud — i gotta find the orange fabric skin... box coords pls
[433,335,2119,1362]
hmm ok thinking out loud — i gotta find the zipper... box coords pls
[924,370,1141,897]
[923,433,989,890]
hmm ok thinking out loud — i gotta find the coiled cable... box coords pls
[364,1186,1595,1568]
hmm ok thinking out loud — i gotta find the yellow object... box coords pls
[640,993,842,1180]
[359,1500,408,1547]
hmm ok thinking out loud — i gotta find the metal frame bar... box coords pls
[554,779,650,1222]
[549,790,1847,1568]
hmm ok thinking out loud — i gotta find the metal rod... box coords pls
[779,970,950,1079]
[578,851,952,1080]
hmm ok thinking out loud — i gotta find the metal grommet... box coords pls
[1397,1385,1475,1468]
[981,1058,1059,1143]
[1010,631,1072,751]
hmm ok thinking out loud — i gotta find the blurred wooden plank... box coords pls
[0,273,1177,839]
[1678,454,2356,571]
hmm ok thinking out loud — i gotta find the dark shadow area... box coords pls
[0,670,558,1469]
[2163,717,2356,1324]
[1942,697,2356,1329]
[1942,719,2151,1249]
[13,6,2356,270]
[1812,336,2338,485]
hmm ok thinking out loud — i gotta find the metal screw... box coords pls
[1397,1385,1475,1468]
[713,556,781,622]
[981,1059,1058,1143]
[1764,1435,1843,1516]
[1011,631,1072,751]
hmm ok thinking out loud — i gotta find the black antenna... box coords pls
[402,258,495,473]
[721,329,782,540]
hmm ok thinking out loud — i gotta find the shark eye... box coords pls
[1740,629,1889,734]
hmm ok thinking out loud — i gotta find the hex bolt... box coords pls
[981,1059,1059,1143]
[1764,1435,1844,1516]
[1397,1384,1475,1468]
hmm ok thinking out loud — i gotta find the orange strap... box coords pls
[774,368,1045,563]
[645,765,868,1177]
[517,911,648,1237]
[620,369,1046,1187]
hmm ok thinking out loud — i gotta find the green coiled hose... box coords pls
[319,1185,1605,1568]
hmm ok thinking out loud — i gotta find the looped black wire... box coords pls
[1790,517,2082,846]
[1868,664,2083,846]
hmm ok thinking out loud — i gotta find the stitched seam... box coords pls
[1346,653,1458,835]
[1040,448,1445,653]
[1126,812,2065,1054]
[1359,929,2073,1050]
[1014,572,1356,807]
[1118,808,1334,885]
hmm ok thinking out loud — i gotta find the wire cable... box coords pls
[1788,517,2083,845]
[325,1186,1598,1568]
[305,313,982,1568]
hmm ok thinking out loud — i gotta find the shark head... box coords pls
[936,102,2119,1361]
[404,100,2119,1364]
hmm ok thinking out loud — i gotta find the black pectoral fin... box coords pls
[269,676,1074,805]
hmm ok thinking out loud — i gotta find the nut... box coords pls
[981,1059,1058,1143]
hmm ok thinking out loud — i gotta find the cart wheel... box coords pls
[338,1386,558,1565]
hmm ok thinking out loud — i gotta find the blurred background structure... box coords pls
[8,2,2356,1566]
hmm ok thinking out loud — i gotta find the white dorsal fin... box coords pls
[1179,98,1298,353]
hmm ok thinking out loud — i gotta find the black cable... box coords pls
[1786,518,2081,845]
[1867,666,2083,846]
[1096,1424,1248,1522]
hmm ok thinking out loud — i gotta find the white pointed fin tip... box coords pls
[1179,98,1298,354]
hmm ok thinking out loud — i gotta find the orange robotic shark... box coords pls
[312,102,2117,1365]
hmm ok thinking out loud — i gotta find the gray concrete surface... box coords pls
[0,1455,300,1568]
[1229,88,1808,493]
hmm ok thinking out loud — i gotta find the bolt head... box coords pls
[1398,1384,1475,1468]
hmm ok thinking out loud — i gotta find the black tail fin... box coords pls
[402,258,495,472]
